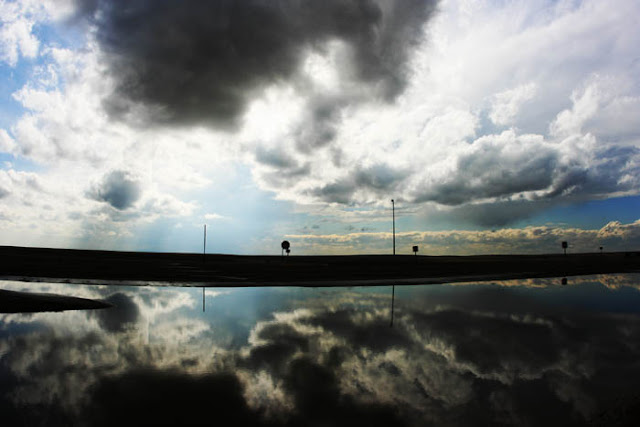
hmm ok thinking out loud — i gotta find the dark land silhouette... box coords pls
[0,288,112,313]
[1,245,639,287]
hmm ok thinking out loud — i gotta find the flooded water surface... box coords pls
[2,275,640,426]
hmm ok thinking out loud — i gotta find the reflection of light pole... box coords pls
[390,285,395,327]
[391,199,395,255]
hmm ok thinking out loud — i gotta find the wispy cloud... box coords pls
[204,213,229,221]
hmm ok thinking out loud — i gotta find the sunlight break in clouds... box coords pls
[0,0,639,253]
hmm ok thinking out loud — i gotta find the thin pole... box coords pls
[202,287,205,312]
[203,224,207,255]
[391,199,395,255]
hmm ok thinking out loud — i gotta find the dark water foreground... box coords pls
[1,275,640,426]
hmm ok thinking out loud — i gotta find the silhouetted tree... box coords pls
[281,240,290,257]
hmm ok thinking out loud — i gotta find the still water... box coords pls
[1,275,640,426]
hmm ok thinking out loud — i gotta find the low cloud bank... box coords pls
[287,220,640,255]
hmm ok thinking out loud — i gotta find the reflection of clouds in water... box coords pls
[0,283,229,424]
[85,370,264,427]
[454,273,640,290]
[1,280,640,425]
[411,309,566,382]
[595,273,640,290]
[0,281,201,327]
[238,286,640,424]
[481,277,562,288]
[93,292,139,332]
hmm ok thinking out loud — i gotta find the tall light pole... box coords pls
[391,199,395,255]
[203,224,207,260]
[203,224,207,311]
[391,199,396,326]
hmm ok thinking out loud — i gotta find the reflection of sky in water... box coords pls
[1,275,640,425]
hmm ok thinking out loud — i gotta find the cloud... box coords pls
[87,170,142,210]
[0,169,47,207]
[0,0,78,67]
[489,83,537,126]
[307,164,409,205]
[286,219,640,255]
[435,199,554,228]
[204,213,228,221]
[139,193,195,218]
[255,146,300,170]
[413,131,557,205]
[550,83,600,139]
[78,0,438,129]
[247,1,640,220]
[3,0,640,248]
[0,0,40,66]
[0,129,17,153]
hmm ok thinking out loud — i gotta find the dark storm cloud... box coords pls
[309,163,408,204]
[311,179,356,204]
[415,144,557,206]
[294,94,350,152]
[78,0,438,129]
[544,145,640,199]
[87,170,142,210]
[255,147,299,169]
[410,140,640,227]
[435,199,553,228]
[355,164,410,190]
[259,162,312,189]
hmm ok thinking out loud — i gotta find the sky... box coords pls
[0,0,639,255]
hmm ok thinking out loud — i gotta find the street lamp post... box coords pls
[391,199,395,255]
[203,224,207,264]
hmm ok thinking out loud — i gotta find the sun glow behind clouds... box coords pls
[0,0,639,253]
